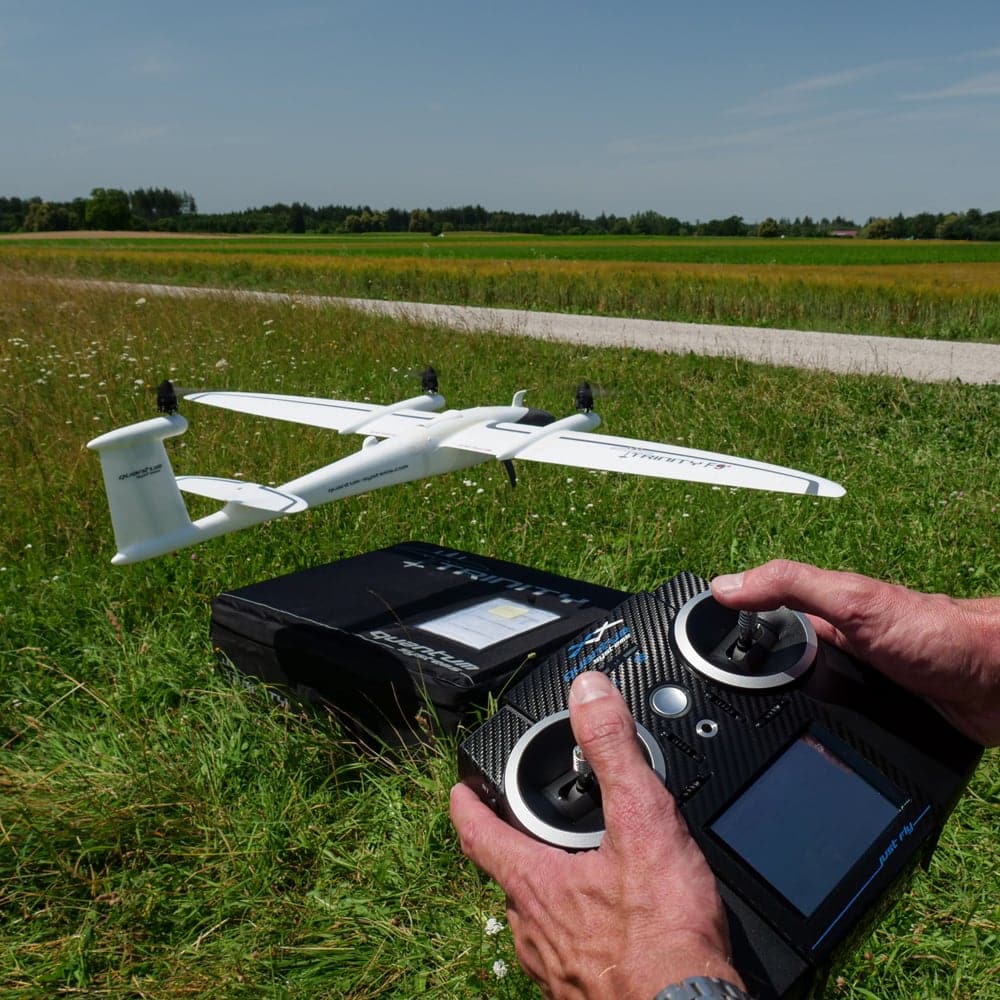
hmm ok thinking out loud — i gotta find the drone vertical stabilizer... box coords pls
[87,415,201,564]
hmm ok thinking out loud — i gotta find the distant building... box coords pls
[831,229,859,238]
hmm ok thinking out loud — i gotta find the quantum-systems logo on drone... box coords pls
[117,462,163,482]
[562,619,633,683]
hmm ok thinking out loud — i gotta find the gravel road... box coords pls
[20,277,1000,385]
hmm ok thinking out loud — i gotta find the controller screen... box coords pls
[711,734,902,916]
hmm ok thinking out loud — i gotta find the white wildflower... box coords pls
[492,959,508,979]
[484,917,504,936]
[134,297,147,306]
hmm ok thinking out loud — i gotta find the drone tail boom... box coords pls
[87,415,291,564]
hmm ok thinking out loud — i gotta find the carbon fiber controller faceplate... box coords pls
[458,573,983,1000]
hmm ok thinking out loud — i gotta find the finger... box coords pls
[449,782,545,887]
[712,559,877,623]
[567,672,671,831]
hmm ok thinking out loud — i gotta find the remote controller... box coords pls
[458,572,983,1000]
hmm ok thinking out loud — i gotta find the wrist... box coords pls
[635,933,745,1000]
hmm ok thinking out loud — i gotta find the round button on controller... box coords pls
[650,684,691,719]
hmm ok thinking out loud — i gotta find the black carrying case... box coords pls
[211,541,627,745]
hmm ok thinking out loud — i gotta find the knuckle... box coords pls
[760,558,803,589]
[574,705,631,754]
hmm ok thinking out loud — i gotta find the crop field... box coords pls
[3,233,1000,342]
[1,255,998,998]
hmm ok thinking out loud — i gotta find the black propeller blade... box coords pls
[421,365,439,394]
[156,379,179,414]
[154,379,209,413]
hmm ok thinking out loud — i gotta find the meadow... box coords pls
[3,233,1000,343]
[1,255,998,999]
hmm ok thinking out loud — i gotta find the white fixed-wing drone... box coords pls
[87,369,844,565]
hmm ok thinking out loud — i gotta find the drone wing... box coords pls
[185,389,446,437]
[446,423,845,497]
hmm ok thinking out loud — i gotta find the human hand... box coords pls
[712,559,1000,747]
[450,671,744,1000]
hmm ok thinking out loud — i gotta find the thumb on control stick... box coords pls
[568,672,679,846]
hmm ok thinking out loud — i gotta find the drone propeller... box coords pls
[575,381,595,412]
[156,380,179,414]
[153,379,211,413]
[403,365,440,394]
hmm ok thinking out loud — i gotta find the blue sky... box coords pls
[3,1,999,222]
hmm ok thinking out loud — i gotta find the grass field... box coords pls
[3,233,1000,343]
[1,260,998,999]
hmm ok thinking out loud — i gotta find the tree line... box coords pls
[3,188,1000,240]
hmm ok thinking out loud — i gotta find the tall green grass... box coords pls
[1,277,998,998]
[3,235,1000,342]
[7,232,1000,264]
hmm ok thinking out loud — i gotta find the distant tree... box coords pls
[23,200,72,231]
[909,212,938,239]
[757,217,781,238]
[0,196,30,231]
[288,202,306,233]
[798,215,818,237]
[128,187,196,225]
[936,213,969,239]
[889,213,908,239]
[385,206,409,231]
[865,217,894,239]
[408,209,432,233]
[631,210,683,235]
[85,188,131,230]
[698,215,748,236]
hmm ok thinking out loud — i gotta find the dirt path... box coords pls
[11,275,1000,384]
